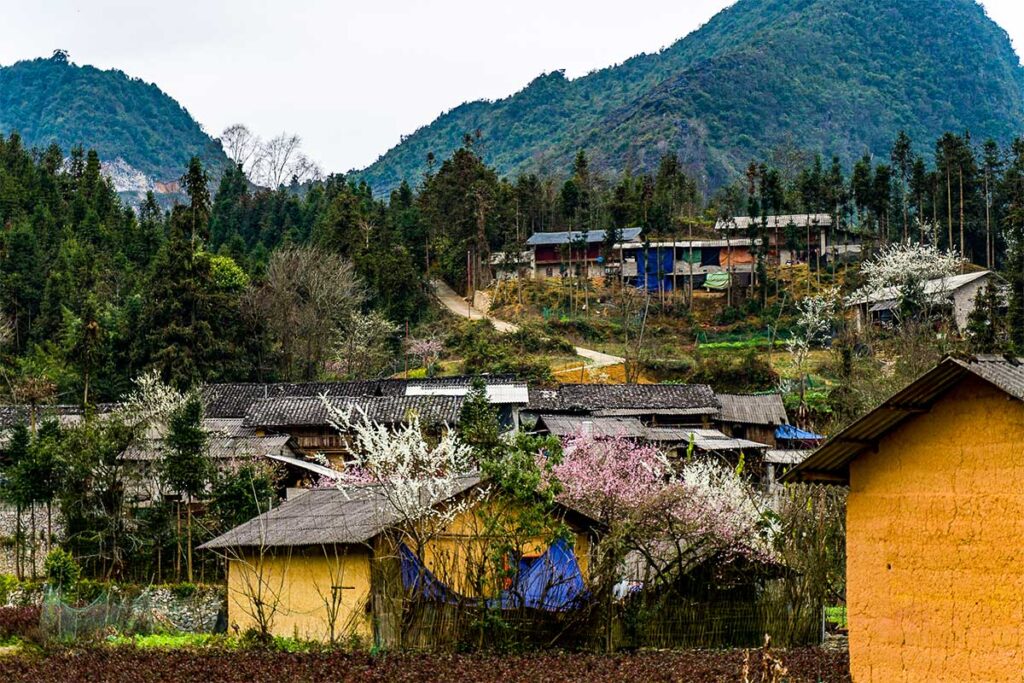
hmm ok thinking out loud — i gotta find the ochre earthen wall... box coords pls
[848,376,1024,682]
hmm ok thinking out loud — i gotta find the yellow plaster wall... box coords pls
[227,547,373,642]
[416,500,593,596]
[847,376,1024,682]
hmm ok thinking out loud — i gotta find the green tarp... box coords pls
[703,272,731,290]
[679,248,702,265]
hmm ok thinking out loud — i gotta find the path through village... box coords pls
[430,280,625,378]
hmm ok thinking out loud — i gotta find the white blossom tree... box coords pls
[853,243,961,325]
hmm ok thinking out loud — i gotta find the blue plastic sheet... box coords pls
[775,424,825,441]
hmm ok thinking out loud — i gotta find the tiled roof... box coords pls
[527,384,719,416]
[202,382,387,418]
[243,395,465,429]
[122,418,296,461]
[200,476,483,549]
[717,394,788,426]
[0,403,118,429]
[203,377,525,418]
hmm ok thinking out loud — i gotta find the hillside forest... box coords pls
[1,128,1023,423]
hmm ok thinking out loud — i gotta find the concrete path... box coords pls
[430,280,624,368]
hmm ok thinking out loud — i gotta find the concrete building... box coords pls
[846,270,996,332]
[787,356,1024,682]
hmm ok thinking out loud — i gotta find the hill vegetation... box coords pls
[357,0,1024,194]
[0,51,227,182]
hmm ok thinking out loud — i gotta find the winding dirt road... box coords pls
[431,280,624,369]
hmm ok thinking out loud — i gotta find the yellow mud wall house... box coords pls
[787,356,1024,683]
[201,475,598,644]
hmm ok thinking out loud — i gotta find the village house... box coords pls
[786,356,1024,682]
[618,239,756,292]
[525,228,643,280]
[200,476,601,646]
[846,269,996,332]
[204,378,529,468]
[715,213,863,267]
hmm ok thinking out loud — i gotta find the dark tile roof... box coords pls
[717,394,788,426]
[527,384,719,416]
[200,476,483,549]
[121,418,296,461]
[202,382,386,418]
[0,404,118,429]
[243,395,465,429]
[203,377,523,418]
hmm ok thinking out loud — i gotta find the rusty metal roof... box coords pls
[784,356,1024,484]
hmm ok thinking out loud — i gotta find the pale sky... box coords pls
[1,1,1022,173]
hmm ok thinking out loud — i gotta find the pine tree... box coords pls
[458,378,501,459]
[161,394,210,582]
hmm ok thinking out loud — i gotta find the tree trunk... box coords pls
[15,505,22,581]
[959,167,965,268]
[187,497,194,583]
[176,501,182,581]
[30,506,36,580]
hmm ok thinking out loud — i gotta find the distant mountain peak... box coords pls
[357,0,1024,193]
[0,55,227,184]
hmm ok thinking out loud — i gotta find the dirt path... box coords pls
[431,280,624,369]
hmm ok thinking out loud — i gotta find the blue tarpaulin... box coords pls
[636,248,674,292]
[400,543,462,603]
[775,424,825,441]
[497,539,588,612]
[400,540,588,612]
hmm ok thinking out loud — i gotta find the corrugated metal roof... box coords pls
[717,394,788,426]
[264,453,344,480]
[536,416,768,451]
[405,383,529,404]
[765,450,812,466]
[785,356,1024,483]
[527,227,643,246]
[848,270,993,307]
[537,415,648,439]
[715,214,833,232]
[650,428,769,452]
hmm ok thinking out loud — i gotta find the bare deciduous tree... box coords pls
[220,125,324,188]
[220,123,262,173]
[248,246,366,380]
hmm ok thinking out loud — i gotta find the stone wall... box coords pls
[0,504,63,578]
[1,582,226,633]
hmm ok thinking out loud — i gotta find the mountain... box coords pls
[0,52,227,186]
[357,0,1024,193]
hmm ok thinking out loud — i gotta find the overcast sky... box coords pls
[2,1,1022,173]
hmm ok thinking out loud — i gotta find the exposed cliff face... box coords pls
[357,0,1024,193]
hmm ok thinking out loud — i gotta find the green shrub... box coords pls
[43,548,80,591]
[169,582,198,599]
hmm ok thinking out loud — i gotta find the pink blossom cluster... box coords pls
[547,432,670,522]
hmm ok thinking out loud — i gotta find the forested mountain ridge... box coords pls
[0,51,228,184]
[357,0,1024,194]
